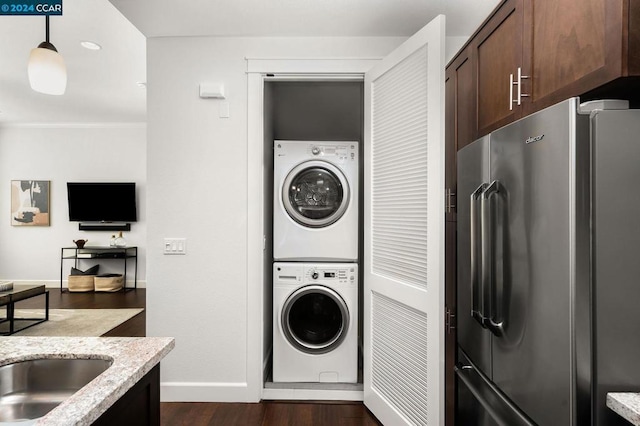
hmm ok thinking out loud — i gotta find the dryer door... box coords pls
[282,160,350,228]
[282,285,349,354]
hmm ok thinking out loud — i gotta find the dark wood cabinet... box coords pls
[444,221,457,426]
[444,69,457,426]
[444,67,456,223]
[93,364,161,426]
[522,0,629,114]
[474,0,524,137]
[448,0,640,145]
[445,45,476,224]
[446,47,476,154]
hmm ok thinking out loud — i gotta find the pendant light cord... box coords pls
[45,15,50,43]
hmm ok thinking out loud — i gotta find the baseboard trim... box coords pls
[5,279,147,289]
[160,382,258,402]
[160,381,363,402]
[261,387,364,401]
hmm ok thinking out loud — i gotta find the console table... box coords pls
[0,284,49,335]
[60,246,138,292]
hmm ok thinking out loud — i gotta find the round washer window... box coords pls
[282,285,349,355]
[282,160,350,228]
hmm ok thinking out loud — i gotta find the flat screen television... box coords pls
[67,182,137,222]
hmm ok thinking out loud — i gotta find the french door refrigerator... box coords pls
[456,97,640,426]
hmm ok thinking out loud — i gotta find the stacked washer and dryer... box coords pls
[272,140,359,383]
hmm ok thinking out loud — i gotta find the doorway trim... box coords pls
[246,57,380,400]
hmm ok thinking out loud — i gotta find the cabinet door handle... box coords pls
[516,67,529,106]
[510,67,530,110]
[509,73,515,111]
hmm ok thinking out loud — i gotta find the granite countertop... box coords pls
[608,393,640,425]
[0,336,175,426]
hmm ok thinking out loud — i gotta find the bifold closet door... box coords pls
[363,15,445,426]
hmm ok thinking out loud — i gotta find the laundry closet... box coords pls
[261,79,365,399]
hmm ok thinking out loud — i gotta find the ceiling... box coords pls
[0,0,500,125]
[109,0,499,38]
[0,0,146,124]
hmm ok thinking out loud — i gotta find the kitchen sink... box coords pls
[0,358,112,423]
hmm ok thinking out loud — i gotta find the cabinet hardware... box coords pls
[509,67,530,110]
[516,67,529,105]
[446,188,456,214]
[446,307,457,334]
[510,73,515,111]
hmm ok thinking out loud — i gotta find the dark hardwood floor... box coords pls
[161,402,381,426]
[17,288,379,425]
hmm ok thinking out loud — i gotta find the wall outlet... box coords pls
[164,238,187,255]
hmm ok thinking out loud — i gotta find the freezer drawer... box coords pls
[456,348,534,426]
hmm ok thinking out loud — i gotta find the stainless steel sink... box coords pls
[0,358,112,422]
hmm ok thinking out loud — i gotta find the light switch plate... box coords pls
[164,238,187,255]
[219,101,230,118]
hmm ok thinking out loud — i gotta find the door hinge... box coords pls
[445,188,456,214]
[445,307,456,334]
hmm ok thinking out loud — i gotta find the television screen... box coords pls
[67,182,137,222]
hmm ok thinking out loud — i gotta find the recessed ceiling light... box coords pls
[80,41,102,51]
[136,82,147,88]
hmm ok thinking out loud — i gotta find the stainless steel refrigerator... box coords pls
[456,97,640,426]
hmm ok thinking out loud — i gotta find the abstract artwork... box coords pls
[11,180,50,226]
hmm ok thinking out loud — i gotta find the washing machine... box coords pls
[273,262,358,383]
[273,140,359,261]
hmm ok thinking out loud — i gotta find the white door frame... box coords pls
[246,57,381,401]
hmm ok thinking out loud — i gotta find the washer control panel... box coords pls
[305,265,356,285]
[275,263,358,286]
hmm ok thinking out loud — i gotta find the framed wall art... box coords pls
[11,180,50,226]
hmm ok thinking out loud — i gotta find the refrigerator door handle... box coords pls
[481,180,504,336]
[455,360,536,426]
[470,183,488,327]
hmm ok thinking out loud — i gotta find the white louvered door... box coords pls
[363,15,445,426]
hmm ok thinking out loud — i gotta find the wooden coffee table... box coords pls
[0,284,49,335]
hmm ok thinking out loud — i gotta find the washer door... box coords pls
[282,285,350,355]
[282,160,350,228]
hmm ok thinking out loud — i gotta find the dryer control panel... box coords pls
[308,143,357,163]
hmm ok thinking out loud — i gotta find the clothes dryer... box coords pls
[273,140,359,261]
[273,262,358,383]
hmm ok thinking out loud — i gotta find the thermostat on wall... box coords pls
[199,83,226,99]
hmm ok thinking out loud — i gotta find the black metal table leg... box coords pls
[7,302,14,335]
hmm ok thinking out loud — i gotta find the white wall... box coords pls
[146,36,406,402]
[0,124,147,285]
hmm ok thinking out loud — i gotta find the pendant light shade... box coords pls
[28,16,66,95]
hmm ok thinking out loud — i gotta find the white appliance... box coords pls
[273,140,359,261]
[273,262,358,383]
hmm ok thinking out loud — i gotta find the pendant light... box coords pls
[28,15,67,95]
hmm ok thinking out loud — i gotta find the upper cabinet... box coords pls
[473,0,524,138]
[447,0,640,147]
[445,46,475,221]
[522,0,627,114]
